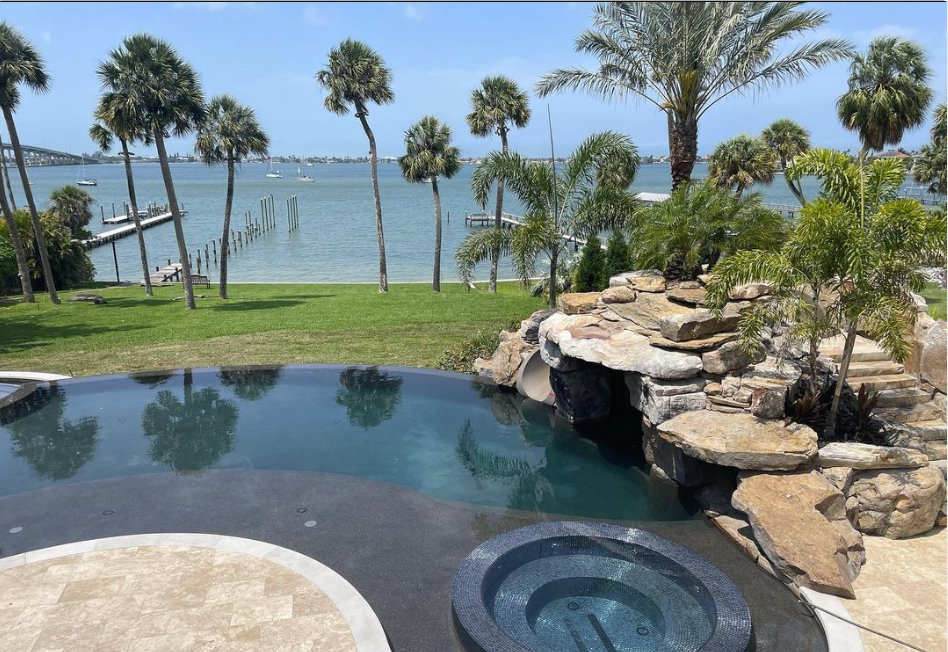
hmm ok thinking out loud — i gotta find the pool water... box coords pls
[0,366,696,521]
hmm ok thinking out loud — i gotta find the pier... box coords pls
[83,211,182,249]
[464,211,596,250]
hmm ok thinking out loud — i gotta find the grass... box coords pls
[0,282,542,377]
[921,282,947,321]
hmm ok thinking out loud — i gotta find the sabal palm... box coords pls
[837,37,933,161]
[536,2,851,189]
[90,90,154,295]
[98,34,206,309]
[707,134,776,197]
[398,116,461,292]
[914,103,946,195]
[0,22,57,303]
[457,131,638,308]
[195,95,269,300]
[317,39,394,293]
[0,116,30,301]
[466,75,531,293]
[48,185,94,238]
[761,118,811,204]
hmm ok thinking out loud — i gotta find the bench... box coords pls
[189,274,211,288]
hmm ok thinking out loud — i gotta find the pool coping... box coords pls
[0,532,392,652]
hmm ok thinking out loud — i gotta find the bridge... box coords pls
[2,144,98,167]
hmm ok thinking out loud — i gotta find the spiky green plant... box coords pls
[761,118,811,205]
[913,103,946,195]
[707,134,776,197]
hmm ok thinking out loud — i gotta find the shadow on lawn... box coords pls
[209,297,335,311]
[0,319,146,355]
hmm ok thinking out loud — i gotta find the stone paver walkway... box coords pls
[0,545,358,652]
[845,527,946,652]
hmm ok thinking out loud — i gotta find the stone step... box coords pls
[875,388,933,408]
[912,420,948,442]
[845,361,904,377]
[849,374,917,392]
[924,440,947,461]
[822,348,892,363]
[875,402,943,424]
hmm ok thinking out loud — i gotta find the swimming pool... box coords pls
[0,366,693,521]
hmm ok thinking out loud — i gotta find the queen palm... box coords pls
[536,2,851,189]
[761,118,811,205]
[317,39,394,293]
[457,131,638,308]
[98,34,206,310]
[707,134,776,197]
[90,92,154,295]
[398,116,461,292]
[837,37,933,162]
[0,22,59,304]
[467,76,531,293]
[195,95,269,299]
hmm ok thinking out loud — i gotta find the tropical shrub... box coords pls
[438,320,521,374]
[573,233,607,292]
[604,230,632,280]
[0,209,94,291]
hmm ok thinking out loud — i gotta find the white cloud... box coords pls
[852,24,920,45]
[41,31,52,43]
[403,2,424,22]
[303,4,329,27]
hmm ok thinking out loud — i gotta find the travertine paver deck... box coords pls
[845,527,947,652]
[0,545,358,652]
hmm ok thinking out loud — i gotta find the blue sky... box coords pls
[4,1,947,159]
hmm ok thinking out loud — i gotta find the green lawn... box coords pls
[922,282,947,321]
[0,282,542,377]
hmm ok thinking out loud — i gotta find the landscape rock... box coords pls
[711,514,767,567]
[609,270,666,292]
[820,467,854,495]
[69,293,107,304]
[748,382,787,419]
[549,361,613,423]
[608,292,692,331]
[732,471,865,598]
[649,332,739,352]
[666,287,707,306]
[519,308,556,345]
[557,292,601,315]
[702,340,766,375]
[642,418,716,488]
[848,466,946,538]
[657,411,818,470]
[695,483,739,517]
[626,374,707,424]
[599,286,637,304]
[818,442,929,470]
[659,309,741,342]
[919,320,947,393]
[934,392,946,421]
[729,283,771,300]
[902,312,935,377]
[474,330,536,387]
[539,339,582,372]
[703,382,722,396]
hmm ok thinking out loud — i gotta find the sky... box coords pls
[3,1,947,159]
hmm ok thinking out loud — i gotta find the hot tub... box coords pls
[452,521,753,652]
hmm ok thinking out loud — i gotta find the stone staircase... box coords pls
[820,335,947,460]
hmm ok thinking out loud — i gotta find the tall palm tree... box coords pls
[536,2,852,189]
[90,91,154,296]
[0,129,15,210]
[761,118,811,205]
[458,131,638,308]
[837,37,933,162]
[316,39,394,293]
[707,134,776,197]
[914,103,946,195]
[466,76,531,293]
[0,23,59,304]
[398,116,461,292]
[0,119,30,301]
[98,34,206,309]
[195,94,269,299]
[47,185,94,239]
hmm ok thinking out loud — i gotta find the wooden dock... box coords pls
[141,263,183,286]
[464,211,598,250]
[84,211,185,249]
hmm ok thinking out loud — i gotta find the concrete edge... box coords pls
[0,371,71,382]
[0,533,391,652]
[799,587,866,652]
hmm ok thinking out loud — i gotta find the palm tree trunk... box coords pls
[153,130,195,310]
[4,106,59,305]
[0,131,16,211]
[489,130,508,293]
[0,170,33,301]
[431,174,442,292]
[548,247,559,309]
[356,105,388,293]
[825,323,858,441]
[857,143,871,164]
[220,156,235,299]
[121,138,152,297]
[668,113,698,191]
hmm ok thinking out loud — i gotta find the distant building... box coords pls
[873,150,911,160]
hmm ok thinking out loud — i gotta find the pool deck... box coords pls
[845,527,947,652]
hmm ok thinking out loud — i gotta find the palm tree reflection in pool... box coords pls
[334,367,403,430]
[7,387,99,480]
[218,367,282,402]
[142,370,238,473]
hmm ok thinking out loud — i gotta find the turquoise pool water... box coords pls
[0,367,695,521]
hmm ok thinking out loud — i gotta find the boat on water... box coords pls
[77,158,97,186]
[295,165,314,183]
[266,158,283,179]
[305,162,314,167]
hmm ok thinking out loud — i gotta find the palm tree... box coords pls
[837,37,933,162]
[458,131,638,308]
[0,131,30,301]
[0,22,59,304]
[0,129,15,210]
[195,95,269,299]
[707,134,776,197]
[761,118,811,205]
[536,2,851,189]
[47,185,94,239]
[398,116,461,292]
[98,34,206,309]
[90,92,154,296]
[914,103,946,195]
[466,76,531,293]
[316,39,394,293]
[335,367,403,430]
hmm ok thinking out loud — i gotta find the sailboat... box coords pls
[295,164,314,183]
[77,157,97,186]
[266,158,283,179]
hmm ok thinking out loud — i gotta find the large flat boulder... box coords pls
[643,418,717,488]
[818,442,929,470]
[659,309,741,342]
[729,283,771,300]
[557,292,601,315]
[732,471,865,598]
[702,340,766,374]
[649,332,739,352]
[657,411,818,470]
[666,286,707,306]
[607,292,692,331]
[920,320,946,393]
[848,466,946,538]
[626,374,707,425]
[600,286,636,304]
